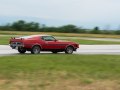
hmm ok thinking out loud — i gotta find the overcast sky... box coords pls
[0,0,120,29]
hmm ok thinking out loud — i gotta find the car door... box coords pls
[41,36,62,49]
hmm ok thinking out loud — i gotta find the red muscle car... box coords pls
[9,35,79,54]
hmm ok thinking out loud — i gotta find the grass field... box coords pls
[1,30,120,38]
[0,36,12,45]
[1,35,120,45]
[1,30,120,45]
[62,38,120,45]
[1,31,120,90]
[0,54,120,90]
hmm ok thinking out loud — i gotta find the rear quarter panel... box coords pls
[23,37,42,49]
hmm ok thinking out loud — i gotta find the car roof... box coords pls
[30,35,51,37]
[19,35,52,39]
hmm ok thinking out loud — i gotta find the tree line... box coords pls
[0,20,120,35]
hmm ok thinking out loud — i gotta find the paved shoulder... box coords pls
[0,45,17,56]
[75,45,120,54]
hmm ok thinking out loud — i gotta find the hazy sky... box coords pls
[0,0,120,29]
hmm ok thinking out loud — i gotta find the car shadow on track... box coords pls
[16,52,66,55]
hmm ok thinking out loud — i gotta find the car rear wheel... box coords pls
[31,45,41,54]
[18,47,26,54]
[65,46,74,54]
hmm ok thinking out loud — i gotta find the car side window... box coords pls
[41,36,56,41]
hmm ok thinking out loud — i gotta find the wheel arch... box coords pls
[65,44,75,50]
[32,44,42,50]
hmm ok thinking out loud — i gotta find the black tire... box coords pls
[65,46,74,54]
[52,51,58,54]
[18,47,26,54]
[31,45,41,54]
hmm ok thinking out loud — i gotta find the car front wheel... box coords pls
[65,46,74,54]
[31,46,41,54]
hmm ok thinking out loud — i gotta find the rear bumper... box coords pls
[10,44,24,49]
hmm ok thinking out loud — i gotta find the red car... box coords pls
[9,35,79,54]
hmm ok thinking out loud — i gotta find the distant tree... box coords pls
[114,30,120,35]
[94,26,99,31]
[26,22,40,31]
[59,24,79,33]
[11,20,40,31]
[41,27,58,32]
[2,20,120,35]
[11,20,26,31]
[0,23,12,30]
[90,26,101,34]
[78,27,87,33]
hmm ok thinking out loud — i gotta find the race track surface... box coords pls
[75,45,120,55]
[1,45,120,56]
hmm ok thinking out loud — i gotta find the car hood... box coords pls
[56,40,77,44]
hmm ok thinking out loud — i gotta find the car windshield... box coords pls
[41,36,56,41]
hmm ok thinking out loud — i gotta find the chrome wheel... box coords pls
[65,46,73,54]
[31,46,40,54]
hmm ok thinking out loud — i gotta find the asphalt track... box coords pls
[1,45,120,56]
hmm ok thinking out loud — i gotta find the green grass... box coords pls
[63,38,120,44]
[0,55,120,90]
[1,30,120,38]
[1,35,120,45]
[0,36,11,45]
[0,54,120,79]
[1,30,120,45]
